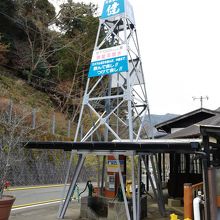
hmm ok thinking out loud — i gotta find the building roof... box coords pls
[155,108,219,133]
[164,113,220,139]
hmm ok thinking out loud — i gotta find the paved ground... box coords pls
[10,203,81,220]
[9,198,183,220]
[8,184,183,220]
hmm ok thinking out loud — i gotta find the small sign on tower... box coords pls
[88,44,128,77]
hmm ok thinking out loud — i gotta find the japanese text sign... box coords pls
[107,159,125,172]
[101,0,125,19]
[88,44,128,78]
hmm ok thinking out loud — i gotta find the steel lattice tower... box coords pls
[58,1,158,219]
[74,0,152,143]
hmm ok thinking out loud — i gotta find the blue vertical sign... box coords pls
[101,0,125,19]
[88,44,128,78]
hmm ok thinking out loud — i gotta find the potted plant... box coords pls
[0,183,15,220]
[0,101,33,220]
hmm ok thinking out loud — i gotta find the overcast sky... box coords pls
[50,0,220,115]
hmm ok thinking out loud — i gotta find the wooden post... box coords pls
[184,183,193,219]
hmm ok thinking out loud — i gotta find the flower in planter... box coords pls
[0,179,11,196]
[4,181,11,190]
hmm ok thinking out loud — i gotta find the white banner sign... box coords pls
[88,44,128,77]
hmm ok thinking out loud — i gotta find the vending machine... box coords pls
[105,155,126,198]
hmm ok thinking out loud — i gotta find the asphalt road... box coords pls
[6,183,88,207]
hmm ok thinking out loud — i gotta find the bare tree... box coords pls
[14,19,73,84]
[0,103,34,198]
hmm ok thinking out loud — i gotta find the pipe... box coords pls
[193,195,202,220]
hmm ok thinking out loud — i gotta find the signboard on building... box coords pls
[88,44,128,78]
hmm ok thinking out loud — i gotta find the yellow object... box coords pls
[170,213,179,220]
[184,219,192,220]
[126,180,132,198]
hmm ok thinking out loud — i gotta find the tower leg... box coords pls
[150,154,166,216]
[58,154,86,219]
[115,154,131,220]
[137,155,141,220]
[100,156,106,196]
[131,152,137,220]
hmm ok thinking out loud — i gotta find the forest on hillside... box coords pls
[0,0,176,187]
[0,0,99,120]
[0,0,102,186]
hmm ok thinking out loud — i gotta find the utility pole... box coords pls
[192,96,209,108]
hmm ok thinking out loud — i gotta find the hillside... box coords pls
[0,68,73,140]
[0,68,53,111]
[0,68,101,185]
[0,69,179,185]
[0,68,179,139]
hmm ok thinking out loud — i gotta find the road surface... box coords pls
[6,183,87,208]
